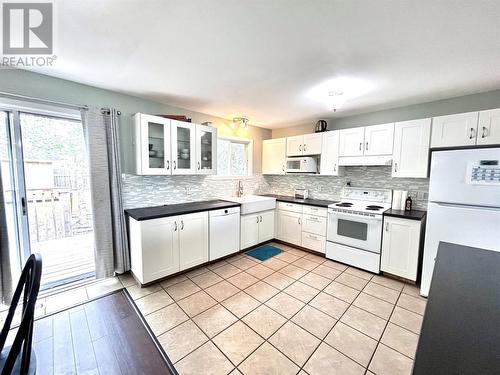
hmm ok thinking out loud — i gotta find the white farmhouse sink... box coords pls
[225,195,276,215]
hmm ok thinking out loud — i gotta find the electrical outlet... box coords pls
[417,191,425,200]
[185,186,191,195]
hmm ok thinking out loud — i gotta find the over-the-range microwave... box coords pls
[285,157,317,173]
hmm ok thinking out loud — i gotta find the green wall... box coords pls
[0,69,271,173]
[328,89,500,129]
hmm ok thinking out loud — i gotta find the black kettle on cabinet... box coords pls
[315,120,328,133]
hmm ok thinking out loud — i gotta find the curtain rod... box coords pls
[0,91,88,111]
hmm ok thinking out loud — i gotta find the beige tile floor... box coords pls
[128,242,427,375]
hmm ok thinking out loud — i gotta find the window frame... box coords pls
[213,135,253,179]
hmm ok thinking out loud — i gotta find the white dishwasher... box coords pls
[209,207,241,261]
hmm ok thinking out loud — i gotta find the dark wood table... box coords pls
[413,242,500,374]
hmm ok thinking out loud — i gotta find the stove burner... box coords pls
[366,205,384,211]
[336,202,353,207]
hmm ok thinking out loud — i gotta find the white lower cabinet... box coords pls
[301,232,326,253]
[381,216,422,281]
[129,211,208,284]
[179,212,209,271]
[240,210,275,249]
[277,203,327,252]
[277,210,302,246]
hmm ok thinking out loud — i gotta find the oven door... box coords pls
[327,210,383,253]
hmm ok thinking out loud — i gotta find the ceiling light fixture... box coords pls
[232,117,249,129]
[307,76,374,112]
[327,91,346,112]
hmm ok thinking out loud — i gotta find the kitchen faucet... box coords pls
[237,180,244,197]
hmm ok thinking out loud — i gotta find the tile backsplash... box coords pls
[122,166,429,210]
[264,166,429,210]
[121,174,271,209]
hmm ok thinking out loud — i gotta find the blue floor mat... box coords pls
[246,245,283,261]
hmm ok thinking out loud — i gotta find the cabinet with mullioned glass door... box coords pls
[195,124,217,175]
[135,113,171,175]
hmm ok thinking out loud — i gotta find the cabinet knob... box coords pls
[174,221,177,231]
[173,160,177,169]
[365,142,369,150]
[198,161,201,170]
[166,160,170,170]
[299,144,302,151]
[385,222,389,231]
[303,144,307,151]
[256,216,259,223]
[359,142,362,151]
[181,220,184,230]
[394,162,398,172]
[333,163,337,172]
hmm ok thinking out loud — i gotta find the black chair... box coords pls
[0,254,42,375]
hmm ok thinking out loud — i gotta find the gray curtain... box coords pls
[81,107,130,278]
[0,167,13,305]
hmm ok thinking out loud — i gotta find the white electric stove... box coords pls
[326,187,392,273]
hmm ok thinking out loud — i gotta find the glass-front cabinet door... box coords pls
[135,113,171,175]
[196,125,217,175]
[171,120,196,174]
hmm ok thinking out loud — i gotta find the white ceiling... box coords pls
[31,0,500,128]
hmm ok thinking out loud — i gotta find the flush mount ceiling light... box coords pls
[327,91,346,112]
[307,77,374,112]
[231,117,249,129]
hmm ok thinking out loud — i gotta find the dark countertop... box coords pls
[260,194,338,208]
[383,208,426,221]
[125,199,240,221]
[413,242,500,375]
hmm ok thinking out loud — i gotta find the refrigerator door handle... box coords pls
[434,201,500,211]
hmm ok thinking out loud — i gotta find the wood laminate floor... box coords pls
[29,290,174,375]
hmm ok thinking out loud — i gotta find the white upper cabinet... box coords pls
[286,133,322,156]
[286,135,304,156]
[303,133,323,155]
[262,138,286,174]
[135,113,172,175]
[431,111,479,148]
[339,127,365,156]
[364,123,394,155]
[320,130,342,176]
[392,119,431,178]
[195,124,217,175]
[171,119,197,174]
[477,108,500,145]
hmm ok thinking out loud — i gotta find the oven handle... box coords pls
[328,210,383,222]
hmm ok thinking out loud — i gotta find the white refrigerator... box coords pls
[421,147,500,296]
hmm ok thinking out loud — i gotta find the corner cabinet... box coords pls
[392,118,431,178]
[262,138,286,174]
[135,113,172,175]
[381,216,425,282]
[134,113,217,176]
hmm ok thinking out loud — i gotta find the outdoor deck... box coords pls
[32,233,95,287]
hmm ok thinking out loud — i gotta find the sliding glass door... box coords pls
[1,109,96,289]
